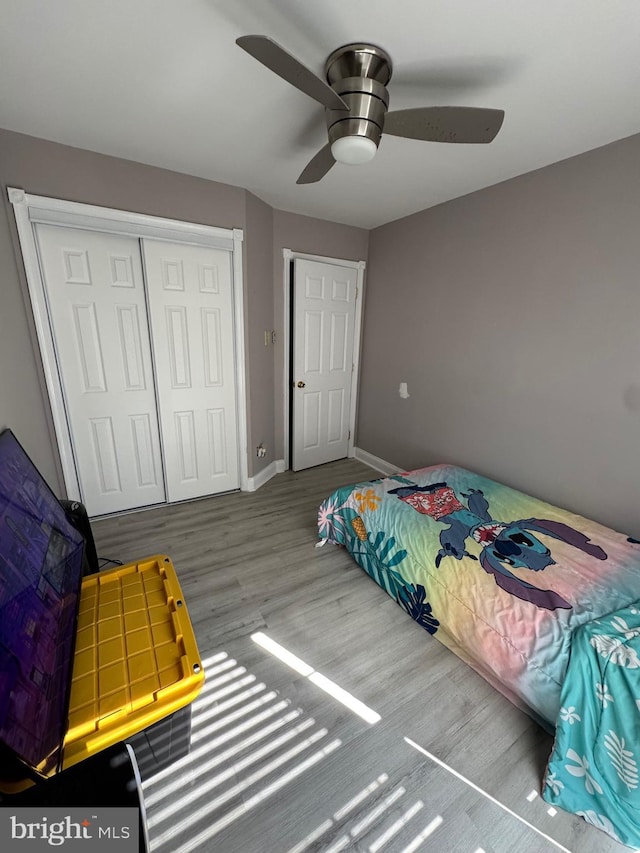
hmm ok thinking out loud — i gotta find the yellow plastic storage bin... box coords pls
[62,555,204,770]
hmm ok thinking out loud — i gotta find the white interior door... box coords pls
[292,258,358,471]
[142,238,240,501]
[34,224,166,515]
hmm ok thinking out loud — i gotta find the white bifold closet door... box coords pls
[141,238,239,502]
[34,224,166,515]
[33,226,240,515]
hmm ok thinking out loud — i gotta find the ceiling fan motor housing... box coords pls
[324,44,392,149]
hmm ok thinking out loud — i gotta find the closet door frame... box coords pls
[8,187,248,503]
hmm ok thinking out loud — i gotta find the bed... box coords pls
[317,463,640,727]
[317,464,640,846]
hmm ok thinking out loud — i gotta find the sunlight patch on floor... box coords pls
[333,774,390,821]
[140,643,568,853]
[404,736,571,853]
[142,651,342,853]
[171,737,342,853]
[350,784,407,837]
[252,631,381,724]
[189,682,274,737]
[251,631,314,676]
[368,799,425,852]
[198,651,229,668]
[147,710,309,815]
[285,772,440,853]
[399,814,444,852]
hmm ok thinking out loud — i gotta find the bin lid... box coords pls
[62,555,204,770]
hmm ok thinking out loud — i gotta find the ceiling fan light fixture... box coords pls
[330,135,377,165]
[235,36,505,184]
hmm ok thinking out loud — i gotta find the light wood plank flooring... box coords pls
[91,460,629,853]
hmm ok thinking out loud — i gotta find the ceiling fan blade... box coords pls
[297,144,336,184]
[384,106,505,143]
[236,35,349,111]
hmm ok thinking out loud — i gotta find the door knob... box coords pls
[297,381,306,388]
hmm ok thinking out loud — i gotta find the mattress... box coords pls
[317,464,640,728]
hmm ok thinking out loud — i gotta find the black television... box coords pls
[0,429,85,779]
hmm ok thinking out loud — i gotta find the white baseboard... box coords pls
[246,459,286,492]
[248,451,397,489]
[353,447,402,476]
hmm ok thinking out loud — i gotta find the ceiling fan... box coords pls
[236,35,505,185]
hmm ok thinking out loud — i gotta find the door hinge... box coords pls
[348,429,351,440]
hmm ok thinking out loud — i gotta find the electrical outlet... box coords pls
[256,444,267,458]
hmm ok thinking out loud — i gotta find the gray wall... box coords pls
[245,191,275,474]
[272,210,369,461]
[358,133,640,537]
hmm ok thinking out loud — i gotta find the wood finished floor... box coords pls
[91,460,629,853]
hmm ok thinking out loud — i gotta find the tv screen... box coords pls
[0,429,84,776]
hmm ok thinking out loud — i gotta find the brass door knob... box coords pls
[297,381,306,388]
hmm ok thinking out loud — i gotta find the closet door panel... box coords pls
[143,239,240,501]
[34,225,166,515]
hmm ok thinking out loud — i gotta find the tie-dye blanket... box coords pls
[317,465,640,729]
[543,604,640,848]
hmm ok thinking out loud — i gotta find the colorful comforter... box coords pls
[543,604,640,848]
[317,465,640,729]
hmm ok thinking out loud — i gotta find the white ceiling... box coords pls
[1,1,639,229]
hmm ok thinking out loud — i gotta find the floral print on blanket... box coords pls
[544,603,640,848]
[317,481,439,636]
